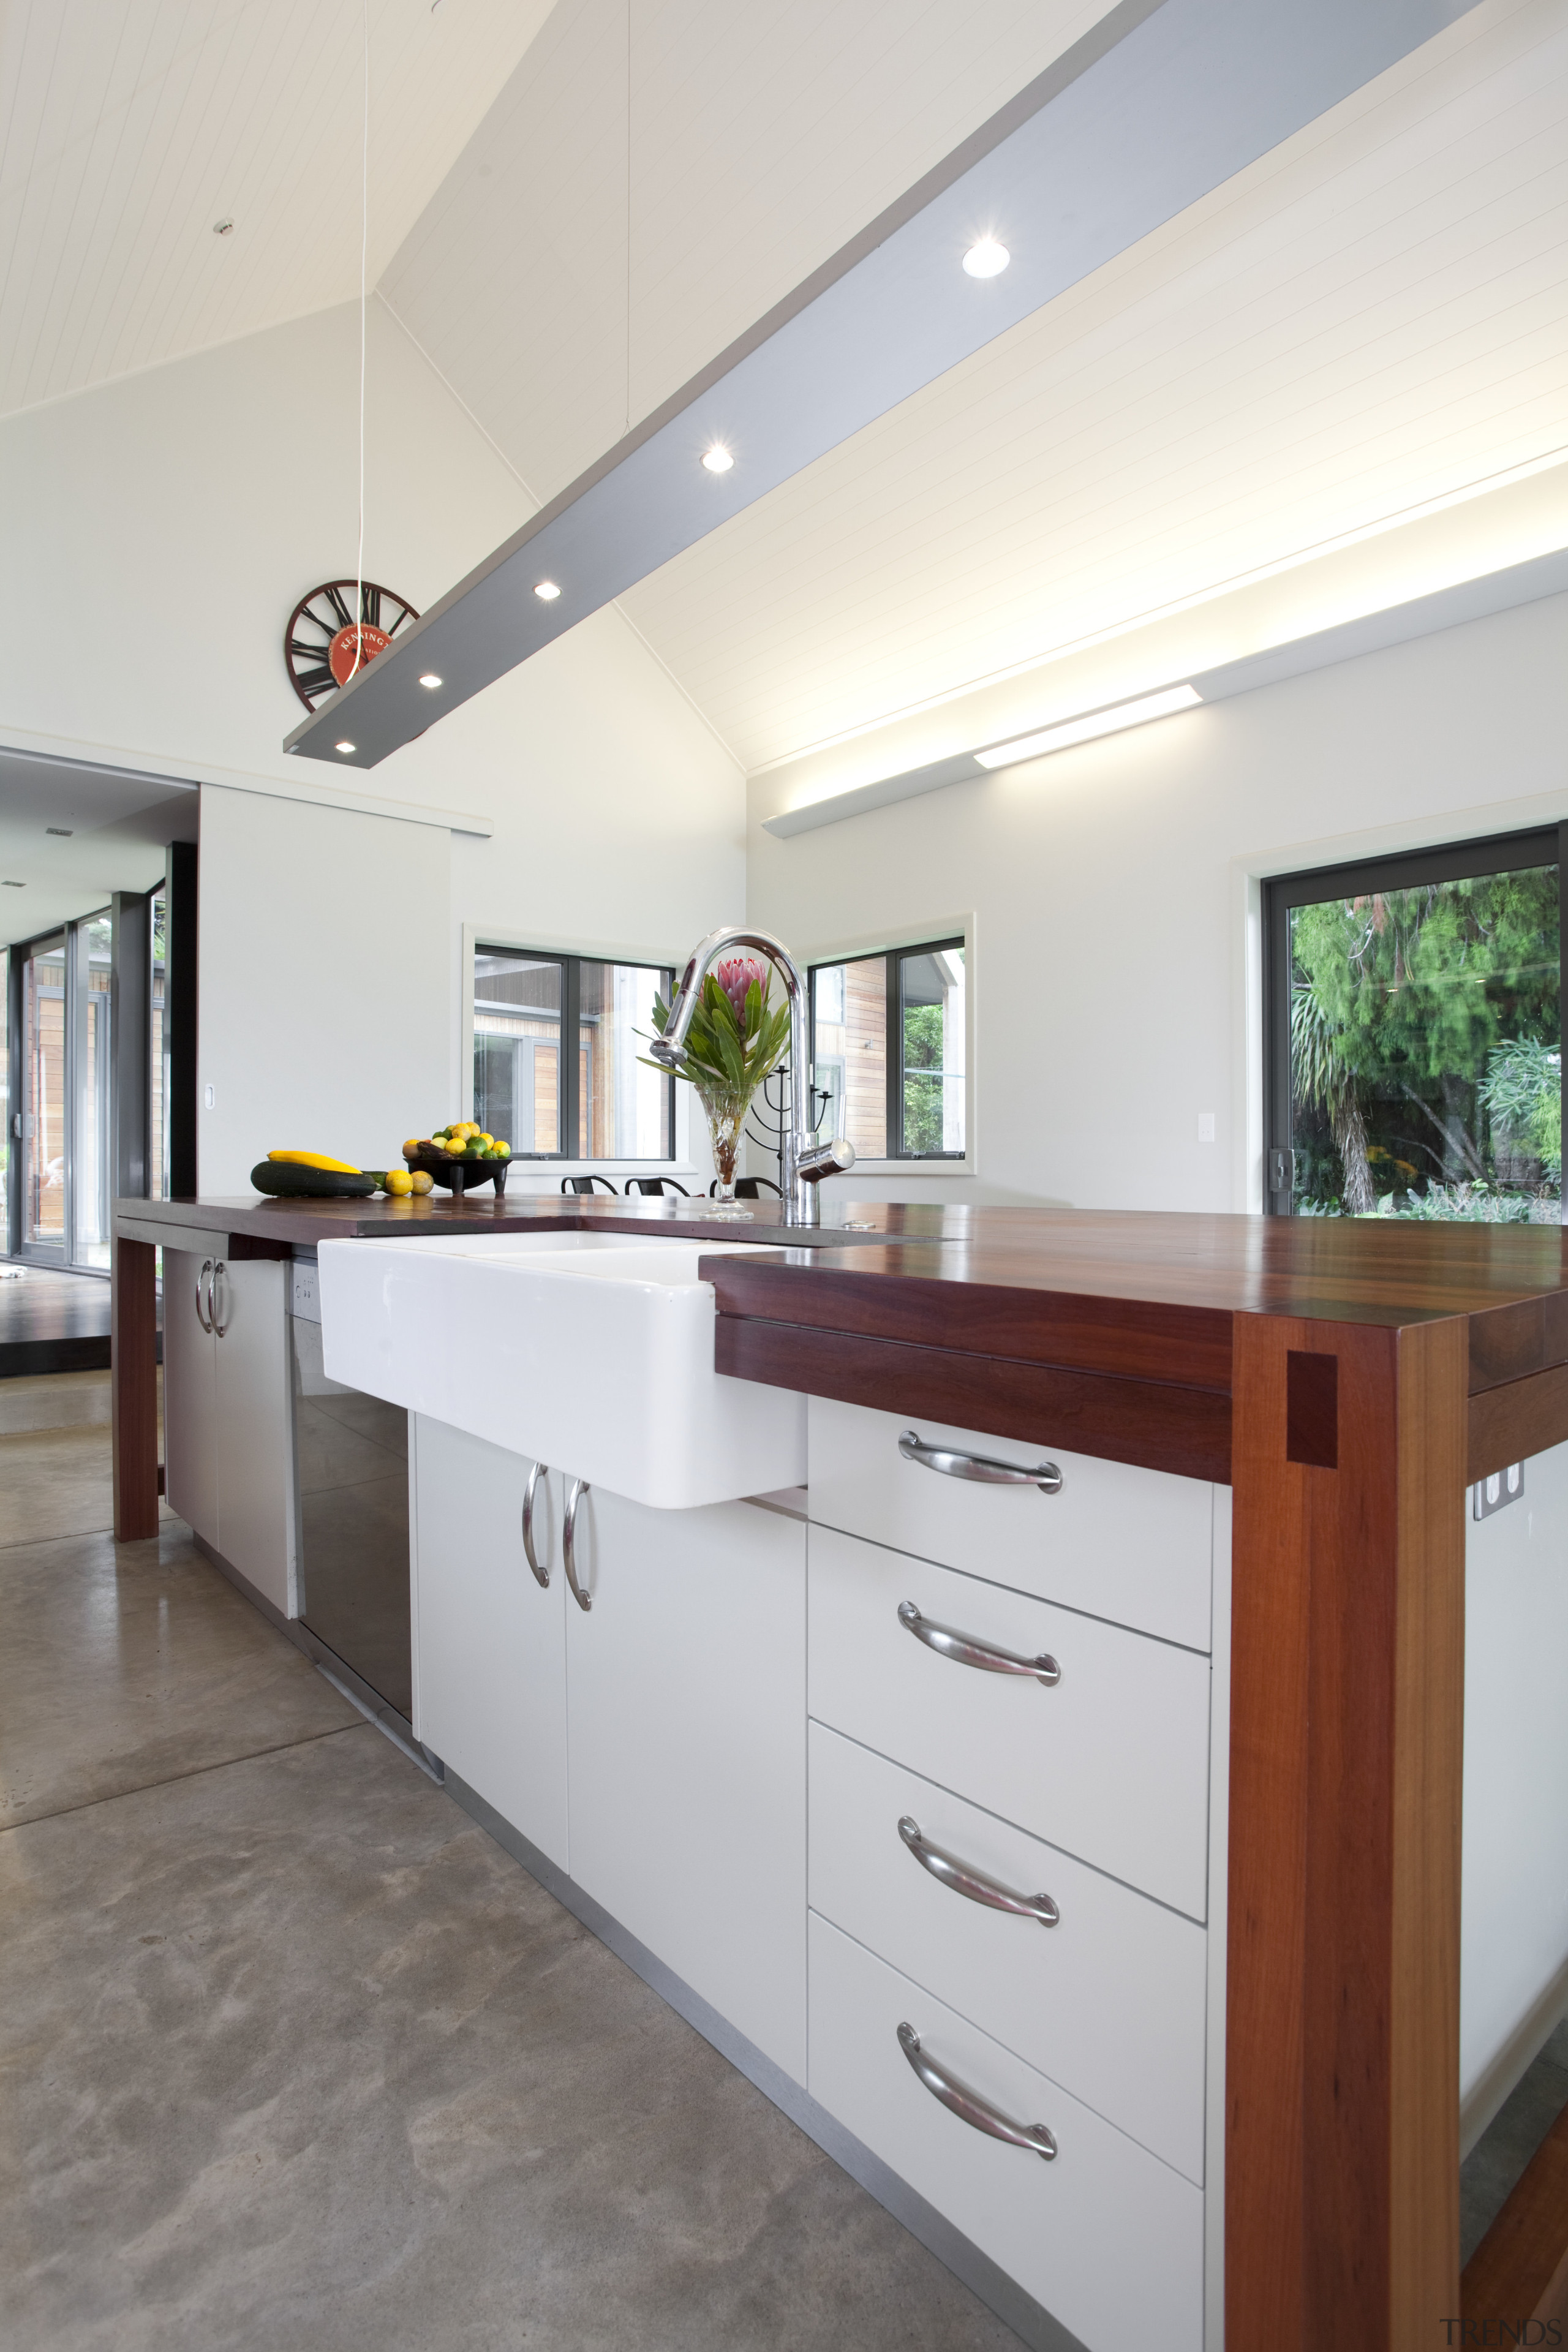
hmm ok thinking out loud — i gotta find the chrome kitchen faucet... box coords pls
[649,924,855,1226]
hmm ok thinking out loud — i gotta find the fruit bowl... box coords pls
[403,1143,510,1196]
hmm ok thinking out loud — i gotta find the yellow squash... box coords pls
[268,1150,362,1174]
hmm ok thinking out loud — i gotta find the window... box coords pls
[810,937,967,1161]
[1264,827,1562,1222]
[472,947,675,1160]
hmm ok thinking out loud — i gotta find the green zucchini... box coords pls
[251,1161,377,1199]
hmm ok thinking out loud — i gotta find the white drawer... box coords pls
[808,1398,1213,1651]
[809,1913,1204,2352]
[809,1527,1210,1917]
[809,1723,1207,2182]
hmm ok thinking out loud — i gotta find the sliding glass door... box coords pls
[20,932,66,1258]
[12,912,115,1267]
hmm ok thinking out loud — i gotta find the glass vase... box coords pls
[698,1084,755,1218]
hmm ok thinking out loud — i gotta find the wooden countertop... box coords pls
[116,1191,1568,1483]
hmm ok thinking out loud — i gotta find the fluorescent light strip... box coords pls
[973,685,1200,767]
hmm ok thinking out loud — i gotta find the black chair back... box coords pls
[561,1175,619,1194]
[625,1176,690,1196]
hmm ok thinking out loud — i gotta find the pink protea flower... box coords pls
[713,954,770,1034]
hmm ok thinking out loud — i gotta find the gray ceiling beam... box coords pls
[285,0,1482,772]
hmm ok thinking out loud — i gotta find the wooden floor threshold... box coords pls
[1463,2086,1568,2332]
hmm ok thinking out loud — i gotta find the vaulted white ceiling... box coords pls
[2,0,1563,782]
[382,0,1568,773]
[0,0,551,418]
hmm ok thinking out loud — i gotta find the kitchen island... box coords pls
[111,1191,1568,2350]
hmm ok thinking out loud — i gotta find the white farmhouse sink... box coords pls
[316,1231,804,1509]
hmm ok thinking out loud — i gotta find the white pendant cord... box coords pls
[349,0,369,679]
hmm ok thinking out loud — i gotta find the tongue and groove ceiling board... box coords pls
[380,0,1566,776]
[0,0,552,420]
[380,0,1112,510]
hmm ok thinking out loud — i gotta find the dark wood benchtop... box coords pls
[116,1192,1568,1480]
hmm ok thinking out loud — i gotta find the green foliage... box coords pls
[1289,868,1560,1214]
[641,969,792,1104]
[1478,1038,1562,1178]
[1292,871,1558,1087]
[1376,1180,1540,1224]
[901,1004,949,1154]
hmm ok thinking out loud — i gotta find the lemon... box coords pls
[494,1140,511,1157]
[409,1170,434,1194]
[402,1137,423,1155]
[384,1169,413,1196]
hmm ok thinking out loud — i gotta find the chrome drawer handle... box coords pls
[898,1816,1059,1927]
[210,1260,230,1339]
[195,1258,214,1335]
[563,1477,592,1612]
[899,1430,1060,1493]
[522,1461,549,1588]
[897,1600,1060,1685]
[897,2022,1056,2161]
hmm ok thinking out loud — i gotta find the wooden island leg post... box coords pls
[1227,1311,1468,2351]
[111,1232,160,1541]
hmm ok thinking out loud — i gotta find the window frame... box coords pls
[807,924,973,1171]
[466,929,680,1169]
[1261,824,1566,1216]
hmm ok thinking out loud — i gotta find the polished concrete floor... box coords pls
[1,1374,1020,2352]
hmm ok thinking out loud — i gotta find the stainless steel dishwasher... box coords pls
[287,1256,412,1721]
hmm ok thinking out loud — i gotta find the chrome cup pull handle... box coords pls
[897,2023,1056,2160]
[897,1600,1060,1685]
[897,1817,1059,1927]
[210,1261,230,1339]
[195,1259,214,1335]
[522,1461,550,1588]
[899,1430,1060,1493]
[563,1477,592,1612]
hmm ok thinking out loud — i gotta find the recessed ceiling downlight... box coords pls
[418,673,443,689]
[335,741,356,754]
[701,445,734,474]
[962,236,1009,279]
[534,580,561,601]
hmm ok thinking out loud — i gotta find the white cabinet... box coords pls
[809,1525,1212,1918]
[808,1722,1207,2182]
[411,1415,568,1870]
[164,1246,219,1545]
[163,1248,294,1615]
[564,1486,808,2086]
[809,1913,1204,2352]
[809,1397,1214,1651]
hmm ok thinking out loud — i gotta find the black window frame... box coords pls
[472,943,676,1163]
[808,933,968,1163]
[1262,824,1566,1215]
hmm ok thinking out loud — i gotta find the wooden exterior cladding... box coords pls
[111,1193,1568,2346]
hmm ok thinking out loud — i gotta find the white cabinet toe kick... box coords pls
[413,1398,1231,2352]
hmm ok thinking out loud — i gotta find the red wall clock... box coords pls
[284,580,420,711]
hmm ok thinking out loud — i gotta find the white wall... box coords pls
[747,592,1568,1213]
[198,786,450,1194]
[0,298,744,1186]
